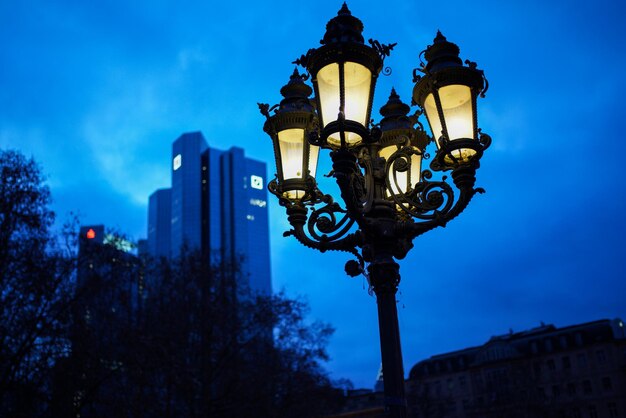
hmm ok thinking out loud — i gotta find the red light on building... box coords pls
[86,228,96,239]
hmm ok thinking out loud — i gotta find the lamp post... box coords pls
[259,4,490,417]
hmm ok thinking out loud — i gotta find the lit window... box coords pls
[173,154,182,170]
[246,215,255,221]
[86,228,96,239]
[251,175,263,190]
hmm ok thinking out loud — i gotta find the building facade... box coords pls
[406,318,626,418]
[146,132,271,295]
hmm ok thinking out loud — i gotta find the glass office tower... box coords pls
[146,132,271,295]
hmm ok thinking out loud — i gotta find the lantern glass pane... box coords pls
[308,144,320,179]
[424,93,444,146]
[409,152,422,189]
[317,63,341,128]
[380,146,421,196]
[318,62,370,147]
[344,62,371,126]
[439,84,474,141]
[283,190,306,200]
[278,128,305,180]
[424,84,474,144]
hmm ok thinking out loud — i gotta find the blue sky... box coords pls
[2,0,625,389]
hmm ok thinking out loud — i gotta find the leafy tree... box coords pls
[0,150,75,417]
[0,149,347,417]
[66,247,345,418]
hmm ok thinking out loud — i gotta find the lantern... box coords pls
[378,89,428,197]
[262,69,319,201]
[413,32,486,168]
[296,4,382,148]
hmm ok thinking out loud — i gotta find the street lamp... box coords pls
[259,4,490,417]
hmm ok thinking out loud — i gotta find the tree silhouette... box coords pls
[0,150,75,417]
[0,149,347,417]
[66,247,344,418]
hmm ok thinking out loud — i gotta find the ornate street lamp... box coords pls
[260,4,490,417]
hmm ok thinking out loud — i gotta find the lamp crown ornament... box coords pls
[423,31,463,72]
[321,2,365,45]
[379,88,412,132]
[278,68,314,113]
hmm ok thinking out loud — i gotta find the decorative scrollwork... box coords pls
[383,146,456,220]
[382,66,392,76]
[368,39,397,61]
[412,68,423,84]
[307,199,355,242]
[258,102,270,119]
[478,129,492,149]
[277,189,362,265]
[293,49,314,69]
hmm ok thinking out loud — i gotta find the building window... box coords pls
[588,405,598,418]
[567,382,576,396]
[575,332,583,346]
[562,356,571,370]
[571,408,581,418]
[597,350,606,364]
[552,385,560,398]
[583,380,592,395]
[545,339,553,352]
[547,359,556,371]
[559,335,568,348]
[531,341,538,354]
[447,378,454,391]
[459,375,466,389]
[578,353,587,368]
[602,377,612,391]
[534,362,542,376]
[608,402,619,418]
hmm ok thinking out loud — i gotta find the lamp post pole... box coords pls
[260,4,490,417]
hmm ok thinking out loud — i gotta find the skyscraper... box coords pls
[146,132,271,294]
[147,189,171,258]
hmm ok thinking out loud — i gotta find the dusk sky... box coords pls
[2,0,625,389]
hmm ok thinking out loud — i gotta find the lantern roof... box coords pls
[321,3,365,45]
[423,31,463,73]
[278,68,314,113]
[380,88,412,133]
